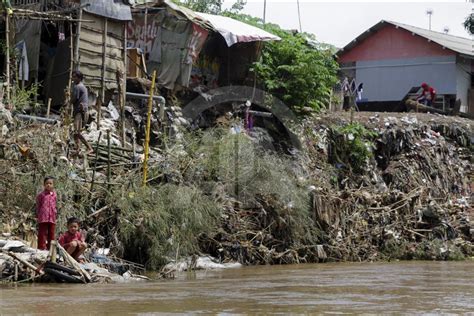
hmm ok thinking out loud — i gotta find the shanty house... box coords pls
[4,0,130,107]
[126,0,280,92]
[47,0,131,106]
[337,20,474,114]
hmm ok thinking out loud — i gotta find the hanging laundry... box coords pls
[15,41,29,81]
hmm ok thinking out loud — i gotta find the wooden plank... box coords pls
[79,46,123,61]
[80,29,123,48]
[469,89,474,115]
[57,243,91,283]
[79,36,124,50]
[80,62,119,78]
[82,25,124,41]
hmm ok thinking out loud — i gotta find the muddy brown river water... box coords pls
[1,261,473,314]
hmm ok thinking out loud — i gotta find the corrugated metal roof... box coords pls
[132,0,212,30]
[338,20,474,58]
[388,21,473,57]
[132,0,280,46]
[82,0,132,21]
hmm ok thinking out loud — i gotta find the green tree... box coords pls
[464,13,473,35]
[172,0,246,14]
[226,13,339,114]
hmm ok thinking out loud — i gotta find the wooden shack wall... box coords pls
[79,12,125,93]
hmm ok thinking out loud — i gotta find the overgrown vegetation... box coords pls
[2,113,472,269]
[10,83,40,111]
[0,125,89,238]
[98,127,319,267]
[328,122,378,173]
[109,184,221,269]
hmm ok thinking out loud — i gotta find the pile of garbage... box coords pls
[1,105,472,279]
[303,112,473,261]
[0,238,148,283]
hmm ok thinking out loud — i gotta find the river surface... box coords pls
[1,261,473,314]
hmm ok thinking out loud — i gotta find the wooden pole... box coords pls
[46,98,52,118]
[56,243,90,283]
[142,70,156,186]
[144,5,148,57]
[107,129,111,191]
[5,10,11,103]
[90,131,103,193]
[14,262,18,282]
[122,22,128,148]
[21,57,25,89]
[49,240,57,263]
[132,130,136,157]
[6,252,44,275]
[99,18,108,130]
[68,24,74,118]
[116,70,125,148]
[74,8,83,70]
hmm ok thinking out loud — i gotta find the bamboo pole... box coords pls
[122,22,128,148]
[132,130,136,157]
[144,5,148,56]
[99,18,108,131]
[68,24,74,119]
[116,70,125,148]
[49,240,57,263]
[5,10,11,103]
[74,8,83,70]
[6,252,44,275]
[142,70,156,186]
[90,131,103,193]
[46,98,52,118]
[107,129,111,191]
[56,243,90,283]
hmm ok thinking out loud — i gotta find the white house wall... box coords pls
[354,55,457,102]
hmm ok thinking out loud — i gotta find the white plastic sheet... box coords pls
[196,13,281,47]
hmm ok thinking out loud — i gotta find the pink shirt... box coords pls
[58,231,84,247]
[36,190,57,223]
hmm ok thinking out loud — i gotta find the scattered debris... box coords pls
[0,238,146,284]
[1,108,472,283]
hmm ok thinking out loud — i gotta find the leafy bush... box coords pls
[329,123,378,173]
[225,13,339,114]
[10,83,40,111]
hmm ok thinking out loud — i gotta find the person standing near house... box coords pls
[417,82,436,106]
[36,176,57,250]
[71,70,93,154]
